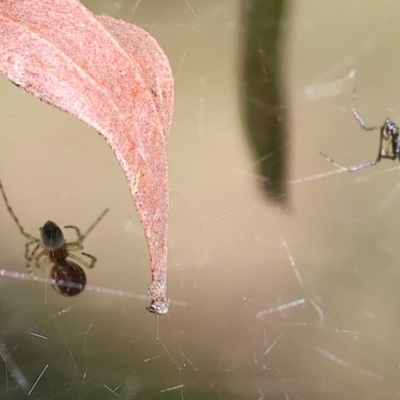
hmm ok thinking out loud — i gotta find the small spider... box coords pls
[0,179,109,296]
[320,89,400,172]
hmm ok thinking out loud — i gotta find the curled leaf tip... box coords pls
[147,280,169,314]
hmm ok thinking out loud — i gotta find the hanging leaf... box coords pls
[0,0,174,314]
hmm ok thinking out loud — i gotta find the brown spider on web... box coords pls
[0,179,109,296]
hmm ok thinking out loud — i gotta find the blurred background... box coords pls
[1,0,400,398]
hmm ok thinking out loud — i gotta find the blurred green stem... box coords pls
[241,0,288,204]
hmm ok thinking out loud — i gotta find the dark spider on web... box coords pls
[0,179,109,296]
[320,89,400,172]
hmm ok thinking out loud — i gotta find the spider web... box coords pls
[1,0,400,399]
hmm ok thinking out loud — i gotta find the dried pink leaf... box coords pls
[0,0,173,314]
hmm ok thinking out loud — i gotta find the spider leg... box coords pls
[320,106,387,173]
[319,152,378,173]
[25,241,50,279]
[64,225,83,243]
[0,179,39,242]
[64,242,84,253]
[351,88,382,132]
[25,241,43,259]
[67,252,97,269]
[346,160,378,172]
[348,129,384,171]
[64,208,109,247]
[25,241,39,261]
[352,108,382,131]
[80,208,109,241]
[80,252,97,269]
[24,241,41,280]
[33,249,48,270]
